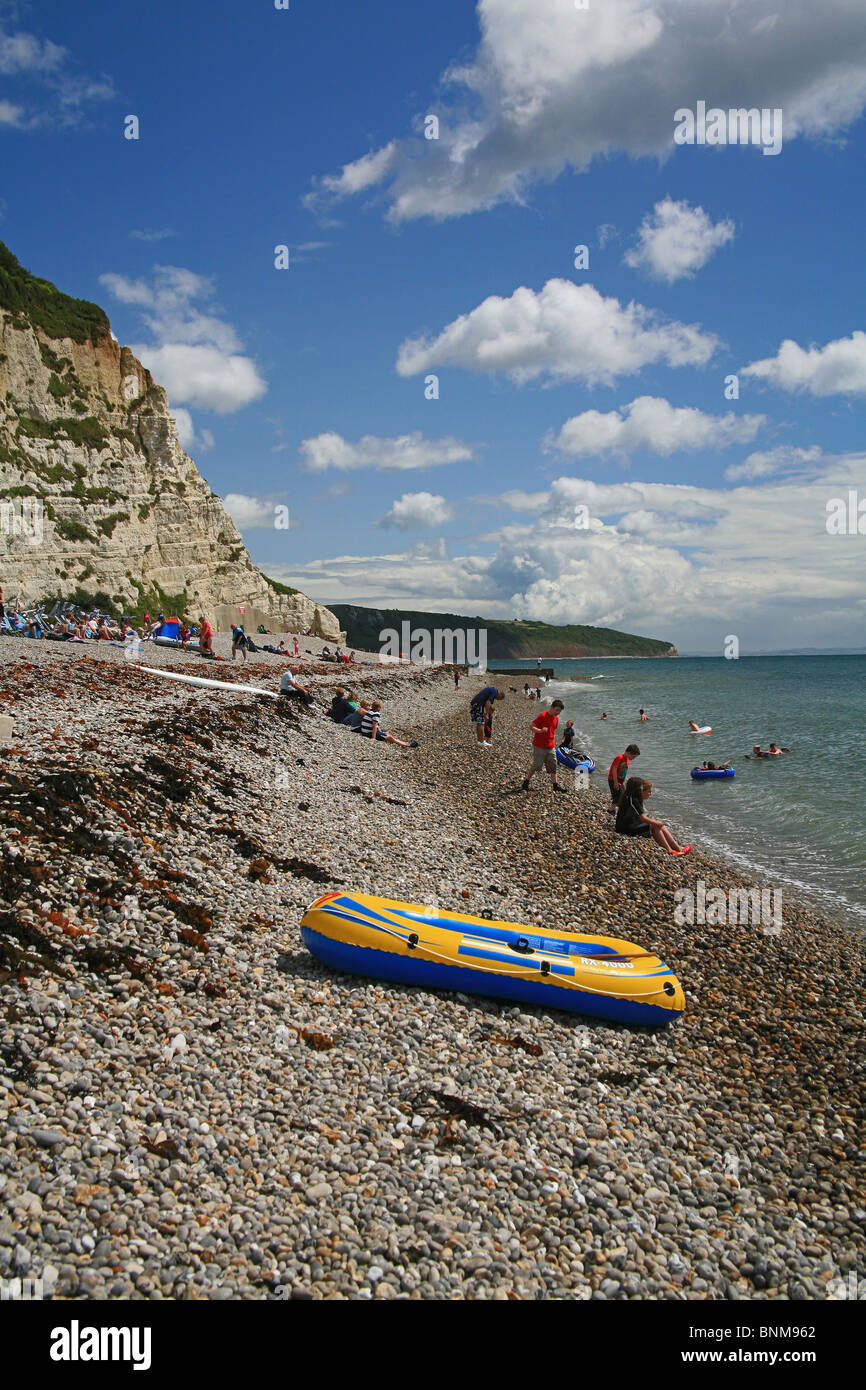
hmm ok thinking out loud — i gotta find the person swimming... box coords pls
[639,709,648,721]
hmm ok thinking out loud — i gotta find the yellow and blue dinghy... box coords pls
[301,891,684,1026]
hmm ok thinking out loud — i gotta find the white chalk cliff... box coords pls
[0,243,343,639]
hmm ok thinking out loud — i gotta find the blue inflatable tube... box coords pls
[690,766,735,779]
[556,748,595,772]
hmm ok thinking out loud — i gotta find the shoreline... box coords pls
[0,645,862,1300]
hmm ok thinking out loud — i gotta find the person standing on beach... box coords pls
[454,668,460,689]
[470,686,503,745]
[231,625,248,663]
[608,743,639,812]
[559,719,575,750]
[521,699,565,792]
[198,615,214,656]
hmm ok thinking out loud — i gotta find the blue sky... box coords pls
[2,0,865,651]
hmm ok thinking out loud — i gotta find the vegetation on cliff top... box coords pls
[330,604,677,658]
[0,241,109,346]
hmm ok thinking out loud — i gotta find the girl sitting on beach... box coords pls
[615,778,692,855]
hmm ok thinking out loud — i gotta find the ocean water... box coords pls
[491,655,866,925]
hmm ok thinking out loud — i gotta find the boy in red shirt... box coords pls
[521,700,565,792]
[608,743,640,812]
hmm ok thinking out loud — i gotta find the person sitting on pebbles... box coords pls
[615,778,692,855]
[359,700,418,748]
[279,667,315,707]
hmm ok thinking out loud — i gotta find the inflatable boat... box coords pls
[556,748,596,773]
[300,891,684,1025]
[690,766,735,780]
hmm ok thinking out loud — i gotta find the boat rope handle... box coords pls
[391,935,676,1001]
[316,911,676,1000]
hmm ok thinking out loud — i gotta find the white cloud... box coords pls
[0,25,113,127]
[0,31,64,74]
[380,491,456,529]
[299,430,477,472]
[725,445,825,481]
[0,98,25,126]
[100,265,266,414]
[224,494,280,530]
[396,279,718,386]
[272,453,866,648]
[137,345,266,413]
[741,332,866,396]
[306,142,398,211]
[546,396,764,459]
[308,1,866,222]
[623,199,735,282]
[172,408,214,454]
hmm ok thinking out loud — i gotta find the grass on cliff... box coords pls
[0,241,109,346]
[329,605,677,658]
[263,574,299,596]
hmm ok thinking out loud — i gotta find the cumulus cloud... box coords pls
[380,492,456,529]
[275,451,865,649]
[396,279,718,386]
[299,431,477,472]
[99,265,267,414]
[139,346,266,414]
[624,199,735,282]
[741,332,866,396]
[725,445,825,481]
[224,494,281,530]
[172,408,214,455]
[0,25,114,128]
[546,396,764,459]
[308,1,866,222]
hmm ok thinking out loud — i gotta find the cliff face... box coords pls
[0,245,342,639]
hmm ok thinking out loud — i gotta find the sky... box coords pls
[1,0,865,653]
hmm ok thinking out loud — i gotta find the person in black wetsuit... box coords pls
[559,719,575,749]
[615,778,692,855]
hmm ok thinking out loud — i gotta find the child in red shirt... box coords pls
[521,700,565,792]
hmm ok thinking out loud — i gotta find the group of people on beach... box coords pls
[469,684,693,856]
[275,675,419,750]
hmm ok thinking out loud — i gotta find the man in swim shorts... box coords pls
[608,744,639,812]
[470,686,503,745]
[521,700,565,792]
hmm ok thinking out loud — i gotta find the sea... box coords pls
[488,655,866,926]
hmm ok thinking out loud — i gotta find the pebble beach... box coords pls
[0,639,863,1301]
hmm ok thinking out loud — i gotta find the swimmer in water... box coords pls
[768,743,784,756]
[601,712,607,720]
[689,720,700,732]
[639,709,648,721]
[701,760,732,771]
